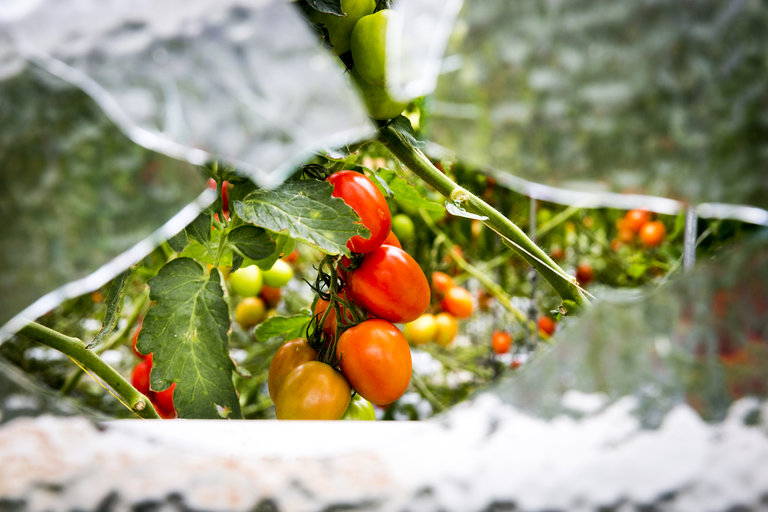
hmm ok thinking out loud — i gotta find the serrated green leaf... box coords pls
[186,213,212,245]
[167,230,188,253]
[231,252,244,273]
[233,180,368,256]
[375,169,445,220]
[86,268,133,350]
[388,115,425,148]
[137,258,242,419]
[254,314,312,342]
[228,226,277,261]
[253,234,295,271]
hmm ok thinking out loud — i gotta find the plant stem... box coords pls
[378,126,587,313]
[18,322,160,419]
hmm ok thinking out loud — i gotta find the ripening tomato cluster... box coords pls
[230,255,297,330]
[614,209,667,250]
[403,271,473,347]
[268,170,430,420]
[130,323,176,419]
[310,0,409,121]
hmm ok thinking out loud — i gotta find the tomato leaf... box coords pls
[137,258,242,419]
[233,180,368,256]
[254,313,312,342]
[231,252,244,273]
[388,115,425,149]
[252,234,295,271]
[86,268,133,350]
[374,169,445,220]
[228,226,277,262]
[167,229,188,253]
[306,0,344,16]
[186,213,212,245]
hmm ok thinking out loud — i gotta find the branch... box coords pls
[18,322,160,419]
[378,125,588,313]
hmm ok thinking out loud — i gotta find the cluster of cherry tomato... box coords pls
[231,256,296,330]
[613,209,667,250]
[402,272,472,347]
[310,0,408,121]
[130,323,176,419]
[268,170,431,420]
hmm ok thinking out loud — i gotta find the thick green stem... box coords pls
[378,126,587,312]
[18,322,160,419]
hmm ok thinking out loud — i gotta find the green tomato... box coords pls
[341,394,376,421]
[351,66,407,121]
[229,265,263,297]
[391,213,415,241]
[537,208,553,225]
[262,259,294,288]
[350,9,393,87]
[310,0,376,56]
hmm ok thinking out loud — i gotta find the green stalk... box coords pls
[18,322,160,419]
[378,126,587,313]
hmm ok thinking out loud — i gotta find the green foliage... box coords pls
[86,268,133,350]
[138,259,242,419]
[254,314,313,343]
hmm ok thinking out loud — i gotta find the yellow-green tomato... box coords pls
[403,314,437,345]
[351,66,407,121]
[235,297,266,329]
[341,394,376,420]
[350,9,393,87]
[391,213,415,241]
[310,0,376,56]
[229,265,263,297]
[262,259,294,288]
[275,361,351,420]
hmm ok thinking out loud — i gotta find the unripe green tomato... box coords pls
[350,9,393,87]
[235,297,266,329]
[310,0,376,56]
[262,259,294,288]
[351,66,407,121]
[391,213,415,241]
[341,394,376,420]
[229,265,263,297]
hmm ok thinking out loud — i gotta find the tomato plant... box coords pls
[433,313,458,346]
[229,265,263,297]
[262,259,294,288]
[327,170,392,253]
[235,297,266,329]
[347,245,430,323]
[267,338,319,402]
[640,220,666,247]
[440,286,473,319]
[491,330,512,354]
[403,314,437,345]
[274,361,351,420]
[336,319,412,405]
[341,393,376,420]
[309,0,376,56]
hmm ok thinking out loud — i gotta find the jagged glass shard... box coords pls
[491,233,768,428]
[426,0,768,208]
[0,66,212,340]
[3,0,373,188]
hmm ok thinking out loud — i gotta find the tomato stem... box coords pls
[17,322,161,419]
[377,125,588,313]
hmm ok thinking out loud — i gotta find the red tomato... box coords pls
[313,290,354,337]
[538,316,556,336]
[491,330,512,354]
[575,263,594,285]
[153,383,176,419]
[624,209,652,232]
[267,338,319,402]
[618,227,635,243]
[440,286,473,319]
[260,285,282,308]
[431,271,455,298]
[336,319,412,405]
[131,321,147,359]
[639,220,666,247]
[347,245,430,323]
[282,249,300,264]
[382,230,402,249]
[275,361,351,420]
[327,170,392,253]
[550,247,565,261]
